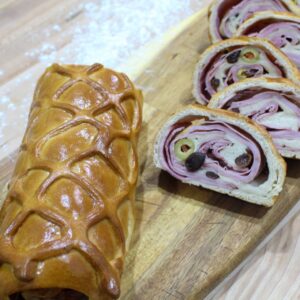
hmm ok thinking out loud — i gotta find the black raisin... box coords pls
[211,78,220,90]
[235,152,253,168]
[231,107,240,113]
[8,294,22,300]
[245,69,257,77]
[206,171,219,179]
[185,152,206,172]
[226,50,241,63]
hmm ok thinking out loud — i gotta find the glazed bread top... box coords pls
[0,64,143,300]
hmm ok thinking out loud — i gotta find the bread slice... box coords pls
[193,36,300,104]
[208,77,300,158]
[154,104,286,206]
[208,0,290,42]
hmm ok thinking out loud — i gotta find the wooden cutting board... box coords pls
[1,2,300,299]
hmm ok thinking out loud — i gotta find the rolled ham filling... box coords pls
[201,46,283,102]
[218,0,287,39]
[247,22,300,69]
[222,91,300,154]
[161,119,266,191]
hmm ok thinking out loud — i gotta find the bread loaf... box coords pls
[0,64,143,300]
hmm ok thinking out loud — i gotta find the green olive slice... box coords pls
[174,138,195,161]
[240,47,260,63]
[237,68,248,80]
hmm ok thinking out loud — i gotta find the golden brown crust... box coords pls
[0,64,143,299]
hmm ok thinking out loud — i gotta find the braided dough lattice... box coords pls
[0,64,143,300]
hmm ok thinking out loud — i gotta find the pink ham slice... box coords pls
[208,78,300,158]
[209,0,289,42]
[161,120,264,191]
[236,13,300,69]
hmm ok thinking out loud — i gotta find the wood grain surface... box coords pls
[1,1,300,299]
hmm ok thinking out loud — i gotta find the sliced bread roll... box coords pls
[281,0,300,15]
[208,77,300,158]
[193,37,300,104]
[208,0,289,42]
[235,11,300,69]
[154,105,286,206]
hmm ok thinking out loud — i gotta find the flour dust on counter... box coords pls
[0,0,204,159]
